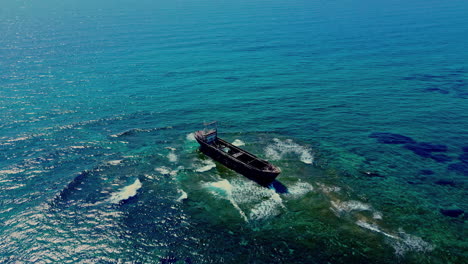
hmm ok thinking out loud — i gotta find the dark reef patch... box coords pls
[419,169,434,175]
[430,154,452,163]
[462,146,468,153]
[404,142,447,158]
[440,208,464,218]
[369,132,415,144]
[458,153,468,163]
[224,76,240,81]
[425,87,449,94]
[402,70,468,98]
[448,162,468,176]
[360,170,385,178]
[434,179,456,187]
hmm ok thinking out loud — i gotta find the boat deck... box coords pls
[213,138,273,171]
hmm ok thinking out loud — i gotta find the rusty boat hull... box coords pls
[195,130,280,185]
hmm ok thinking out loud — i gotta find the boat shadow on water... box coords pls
[268,180,288,194]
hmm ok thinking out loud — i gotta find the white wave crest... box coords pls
[232,139,245,147]
[109,179,142,204]
[195,159,216,172]
[265,138,314,164]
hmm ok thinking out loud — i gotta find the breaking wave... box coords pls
[265,138,314,164]
[108,179,142,204]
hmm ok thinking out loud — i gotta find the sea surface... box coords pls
[1,0,467,263]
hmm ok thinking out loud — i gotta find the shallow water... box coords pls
[1,0,467,263]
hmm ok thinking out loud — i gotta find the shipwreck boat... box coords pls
[194,122,281,185]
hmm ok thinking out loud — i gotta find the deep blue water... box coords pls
[1,0,467,263]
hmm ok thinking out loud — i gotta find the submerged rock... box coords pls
[448,162,468,176]
[419,169,434,175]
[425,87,449,94]
[404,142,448,158]
[434,179,456,186]
[430,154,452,163]
[369,132,415,144]
[440,208,464,218]
[360,170,385,178]
[459,153,468,163]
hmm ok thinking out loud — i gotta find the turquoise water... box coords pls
[1,0,467,263]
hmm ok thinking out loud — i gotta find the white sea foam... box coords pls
[177,190,188,202]
[356,220,399,239]
[195,159,216,172]
[203,178,289,222]
[155,167,171,175]
[167,152,178,163]
[232,139,245,147]
[249,192,285,220]
[207,180,233,197]
[286,182,314,198]
[70,146,86,149]
[107,160,122,166]
[155,166,179,176]
[373,211,383,220]
[186,133,196,141]
[265,138,314,164]
[205,180,248,222]
[0,168,25,175]
[393,229,435,256]
[356,220,434,256]
[228,179,285,221]
[264,147,281,160]
[331,200,372,214]
[6,136,29,142]
[317,183,341,194]
[109,179,142,204]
